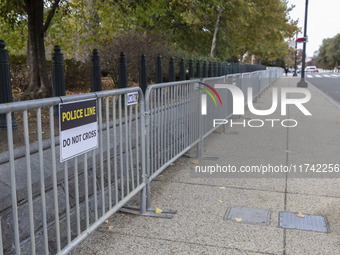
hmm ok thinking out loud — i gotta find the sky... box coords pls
[287,0,340,58]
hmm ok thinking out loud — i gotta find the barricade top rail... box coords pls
[144,79,200,103]
[0,86,143,114]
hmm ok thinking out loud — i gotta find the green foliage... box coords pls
[316,34,340,69]
[1,0,299,68]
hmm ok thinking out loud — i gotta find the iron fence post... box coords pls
[91,49,102,92]
[139,54,147,94]
[119,52,127,105]
[208,61,213,77]
[169,56,175,82]
[203,60,208,78]
[218,62,222,76]
[179,58,186,81]
[196,60,201,78]
[156,56,163,83]
[189,59,194,79]
[0,40,17,129]
[52,45,66,116]
[214,61,218,77]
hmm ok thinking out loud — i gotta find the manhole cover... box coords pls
[279,211,329,233]
[224,206,270,225]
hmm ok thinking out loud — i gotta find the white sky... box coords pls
[287,0,340,57]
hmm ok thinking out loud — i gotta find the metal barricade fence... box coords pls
[141,80,201,216]
[0,87,146,255]
[0,67,283,254]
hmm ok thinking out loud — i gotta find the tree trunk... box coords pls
[23,0,51,99]
[210,9,224,58]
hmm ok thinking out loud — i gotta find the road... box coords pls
[304,72,340,104]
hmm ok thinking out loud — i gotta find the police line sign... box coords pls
[59,99,98,162]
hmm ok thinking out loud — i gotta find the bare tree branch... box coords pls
[43,0,61,33]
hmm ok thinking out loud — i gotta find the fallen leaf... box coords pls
[104,220,109,224]
[169,195,172,198]
[107,225,114,230]
[155,207,163,214]
[219,200,223,203]
[159,175,163,178]
[296,211,305,218]
[235,217,242,222]
[285,150,291,153]
[119,213,125,216]
[170,163,175,166]
[218,187,226,190]
[192,160,201,164]
[180,163,185,166]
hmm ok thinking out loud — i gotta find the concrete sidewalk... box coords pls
[71,77,340,255]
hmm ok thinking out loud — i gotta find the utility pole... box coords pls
[293,34,298,77]
[297,0,309,87]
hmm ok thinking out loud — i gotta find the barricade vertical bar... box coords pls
[63,160,71,244]
[112,96,118,204]
[98,99,105,216]
[37,108,49,254]
[23,110,36,255]
[84,153,89,229]
[160,88,165,165]
[176,85,179,154]
[128,106,134,189]
[153,91,157,175]
[0,216,3,255]
[181,85,185,150]
[124,95,130,193]
[6,112,20,255]
[135,103,140,186]
[106,97,112,208]
[49,106,61,253]
[139,92,147,215]
[118,95,124,198]
[74,157,81,235]
[167,88,170,162]
[149,92,154,176]
[157,88,161,169]
[92,149,98,221]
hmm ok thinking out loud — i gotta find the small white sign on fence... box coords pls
[59,99,98,162]
[127,92,139,105]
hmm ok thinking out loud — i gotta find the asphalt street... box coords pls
[305,72,340,104]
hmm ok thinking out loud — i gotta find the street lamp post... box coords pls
[297,0,309,87]
[293,33,298,77]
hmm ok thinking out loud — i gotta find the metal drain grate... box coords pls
[279,211,329,233]
[224,206,270,225]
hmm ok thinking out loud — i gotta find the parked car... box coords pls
[305,66,319,72]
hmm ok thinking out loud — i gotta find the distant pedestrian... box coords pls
[285,66,288,76]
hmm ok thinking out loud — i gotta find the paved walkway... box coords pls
[71,76,340,255]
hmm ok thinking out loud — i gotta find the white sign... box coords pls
[59,99,98,162]
[127,92,139,105]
